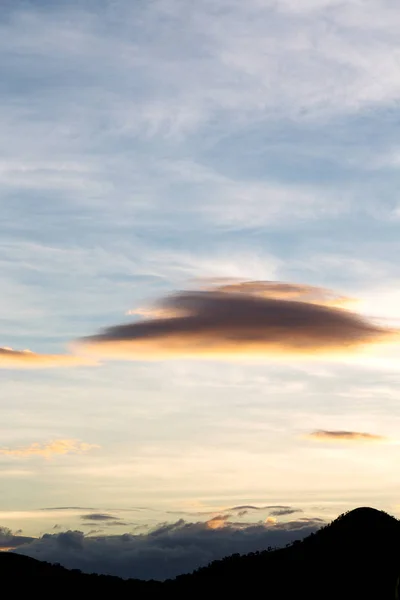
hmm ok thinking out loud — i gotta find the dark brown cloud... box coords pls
[80,513,120,522]
[77,281,397,360]
[81,515,131,528]
[306,430,387,443]
[269,508,303,517]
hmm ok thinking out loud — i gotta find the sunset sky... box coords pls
[2,0,400,580]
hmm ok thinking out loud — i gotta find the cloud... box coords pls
[80,513,120,522]
[175,504,297,518]
[206,515,231,530]
[228,505,302,518]
[0,527,35,549]
[14,517,322,581]
[0,439,99,459]
[40,507,96,511]
[207,280,356,307]
[0,347,96,369]
[228,505,291,512]
[77,281,396,361]
[79,514,128,526]
[86,529,103,536]
[306,430,388,443]
[269,508,303,517]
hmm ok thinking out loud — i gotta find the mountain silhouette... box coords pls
[2,507,399,598]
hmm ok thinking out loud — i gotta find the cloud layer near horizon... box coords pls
[78,281,397,360]
[307,431,387,443]
[0,527,34,549]
[13,517,322,580]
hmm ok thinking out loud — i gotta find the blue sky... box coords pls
[1,0,400,578]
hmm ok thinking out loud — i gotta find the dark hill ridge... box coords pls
[1,507,399,598]
[172,506,400,598]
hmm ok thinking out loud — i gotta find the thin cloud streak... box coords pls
[78,281,398,361]
[80,513,120,522]
[0,439,99,459]
[269,508,303,517]
[306,431,388,443]
[228,505,292,512]
[0,347,96,369]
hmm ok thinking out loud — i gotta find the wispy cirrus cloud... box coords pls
[77,281,397,361]
[306,430,388,443]
[0,347,96,369]
[0,439,99,459]
[3,0,400,141]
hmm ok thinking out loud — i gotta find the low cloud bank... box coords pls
[14,517,323,580]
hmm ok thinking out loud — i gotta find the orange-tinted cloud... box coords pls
[206,514,230,529]
[0,439,99,459]
[205,279,356,308]
[0,346,96,369]
[306,430,387,443]
[77,281,397,360]
[126,281,356,318]
[126,307,188,319]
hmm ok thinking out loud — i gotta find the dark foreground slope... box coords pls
[1,507,399,598]
[171,507,400,598]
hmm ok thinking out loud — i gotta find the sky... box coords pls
[2,0,400,580]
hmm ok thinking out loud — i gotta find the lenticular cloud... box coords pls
[77,281,398,361]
